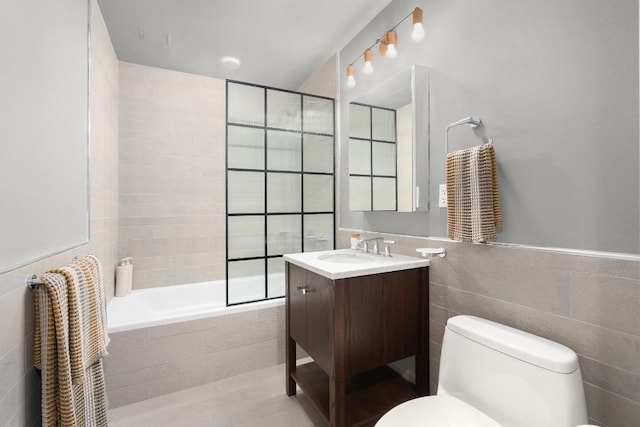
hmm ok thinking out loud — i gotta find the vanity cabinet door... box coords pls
[305,270,333,374]
[288,264,334,374]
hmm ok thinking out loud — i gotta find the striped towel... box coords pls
[34,255,110,427]
[446,143,502,242]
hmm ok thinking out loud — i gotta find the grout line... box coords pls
[519,305,640,340]
[584,380,640,407]
[579,354,640,378]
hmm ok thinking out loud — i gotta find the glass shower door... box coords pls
[226,81,335,305]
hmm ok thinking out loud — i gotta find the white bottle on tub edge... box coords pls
[115,257,133,297]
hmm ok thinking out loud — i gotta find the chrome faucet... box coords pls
[357,236,384,255]
[383,240,395,257]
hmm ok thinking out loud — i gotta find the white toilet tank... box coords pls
[438,316,588,427]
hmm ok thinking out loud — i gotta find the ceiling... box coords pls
[97,0,393,90]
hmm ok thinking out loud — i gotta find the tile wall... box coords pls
[0,1,119,425]
[104,305,285,408]
[338,231,640,427]
[298,55,337,99]
[118,63,226,290]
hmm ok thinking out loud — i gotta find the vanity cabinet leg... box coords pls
[416,268,430,395]
[415,351,429,395]
[331,281,346,427]
[286,336,296,396]
[329,369,346,427]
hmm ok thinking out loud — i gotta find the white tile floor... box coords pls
[107,363,329,427]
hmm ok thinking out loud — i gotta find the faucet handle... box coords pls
[383,240,395,257]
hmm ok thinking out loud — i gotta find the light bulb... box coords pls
[386,44,397,58]
[383,31,398,59]
[411,8,425,42]
[363,49,374,74]
[412,23,425,41]
[346,65,356,88]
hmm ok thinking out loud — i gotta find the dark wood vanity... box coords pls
[285,259,429,427]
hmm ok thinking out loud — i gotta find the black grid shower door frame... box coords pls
[349,102,398,211]
[225,80,336,307]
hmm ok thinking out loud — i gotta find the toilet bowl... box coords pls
[376,394,500,426]
[376,315,592,427]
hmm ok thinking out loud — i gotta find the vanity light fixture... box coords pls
[345,7,425,88]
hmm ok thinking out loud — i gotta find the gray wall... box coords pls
[339,0,639,254]
[118,63,226,290]
[0,1,119,424]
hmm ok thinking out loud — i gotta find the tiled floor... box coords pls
[107,363,329,427]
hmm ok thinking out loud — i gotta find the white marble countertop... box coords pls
[283,249,429,280]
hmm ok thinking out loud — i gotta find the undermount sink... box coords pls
[317,251,375,264]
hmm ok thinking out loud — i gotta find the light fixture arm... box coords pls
[347,38,382,71]
[388,9,419,33]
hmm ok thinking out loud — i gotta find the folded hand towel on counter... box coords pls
[446,143,502,242]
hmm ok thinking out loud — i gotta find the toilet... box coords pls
[377,315,591,427]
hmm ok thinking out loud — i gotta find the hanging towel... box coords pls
[34,255,110,427]
[446,143,502,242]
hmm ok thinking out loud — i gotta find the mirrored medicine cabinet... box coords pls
[348,64,428,212]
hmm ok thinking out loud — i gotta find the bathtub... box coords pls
[107,278,284,333]
[104,279,286,408]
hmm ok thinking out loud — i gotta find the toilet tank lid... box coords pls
[447,316,579,374]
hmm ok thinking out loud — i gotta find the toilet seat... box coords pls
[376,395,502,427]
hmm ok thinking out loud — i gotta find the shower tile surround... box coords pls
[118,62,226,290]
[106,61,336,409]
[0,1,119,425]
[336,231,640,426]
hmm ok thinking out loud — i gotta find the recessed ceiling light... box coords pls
[220,56,241,70]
